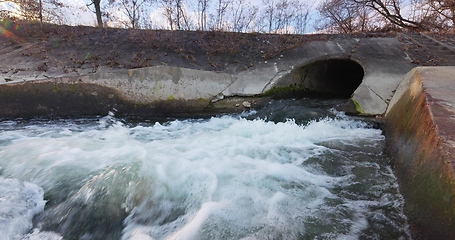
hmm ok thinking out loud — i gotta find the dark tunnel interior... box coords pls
[299,59,364,99]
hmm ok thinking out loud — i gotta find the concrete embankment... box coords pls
[384,67,455,240]
[0,66,270,118]
[0,35,414,118]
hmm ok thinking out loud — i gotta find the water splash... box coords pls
[0,177,46,239]
[0,105,411,239]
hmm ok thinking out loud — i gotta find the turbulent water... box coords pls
[0,99,411,240]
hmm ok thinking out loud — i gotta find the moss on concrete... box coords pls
[167,94,175,101]
[52,84,61,93]
[261,84,308,99]
[0,80,247,119]
[351,99,366,115]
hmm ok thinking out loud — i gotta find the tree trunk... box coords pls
[451,6,455,33]
[39,0,43,28]
[94,0,103,27]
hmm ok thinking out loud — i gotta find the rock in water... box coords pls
[242,101,251,108]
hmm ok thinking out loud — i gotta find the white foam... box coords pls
[0,115,406,239]
[118,117,382,239]
[166,201,222,240]
[20,228,63,240]
[0,177,46,239]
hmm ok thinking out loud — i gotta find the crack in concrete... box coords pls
[210,74,236,102]
[367,85,387,104]
[261,66,292,93]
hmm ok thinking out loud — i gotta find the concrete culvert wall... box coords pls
[272,58,364,99]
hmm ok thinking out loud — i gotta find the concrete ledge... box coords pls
[384,67,455,240]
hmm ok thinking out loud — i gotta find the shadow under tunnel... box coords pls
[272,58,364,99]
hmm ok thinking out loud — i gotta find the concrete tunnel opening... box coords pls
[273,58,364,99]
[300,59,364,98]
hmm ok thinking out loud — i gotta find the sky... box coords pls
[0,0,323,33]
[61,0,98,25]
[0,0,97,25]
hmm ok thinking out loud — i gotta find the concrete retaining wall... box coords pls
[384,67,455,240]
[0,79,216,118]
[0,66,271,119]
[0,36,415,118]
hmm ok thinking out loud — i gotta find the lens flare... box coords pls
[0,27,13,38]
[0,20,23,43]
[4,20,11,29]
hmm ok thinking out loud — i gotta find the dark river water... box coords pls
[0,99,411,240]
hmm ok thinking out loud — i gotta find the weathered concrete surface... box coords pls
[351,38,415,115]
[250,37,414,115]
[384,67,455,240]
[89,66,235,102]
[0,67,269,118]
[0,36,414,118]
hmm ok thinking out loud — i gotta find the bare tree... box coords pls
[262,0,276,32]
[214,0,229,30]
[229,0,258,32]
[160,0,175,29]
[1,0,64,24]
[317,0,433,32]
[260,0,307,33]
[197,0,209,30]
[294,0,312,34]
[86,0,104,27]
[39,0,42,26]
[7,0,41,20]
[318,0,364,33]
[175,0,182,29]
[159,0,191,30]
[425,0,455,32]
[176,0,192,30]
[354,0,424,30]
[43,0,64,24]
[108,0,152,28]
[274,0,296,33]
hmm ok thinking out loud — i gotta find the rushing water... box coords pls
[0,99,411,240]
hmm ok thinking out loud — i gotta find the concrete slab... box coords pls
[87,65,235,103]
[222,64,279,96]
[351,38,414,115]
[384,67,455,240]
